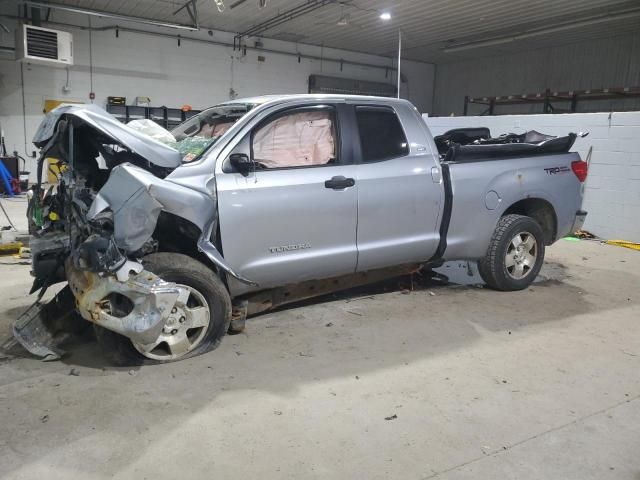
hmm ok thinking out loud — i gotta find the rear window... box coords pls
[355,106,409,162]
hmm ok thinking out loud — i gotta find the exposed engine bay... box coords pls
[15,104,250,361]
[29,107,177,291]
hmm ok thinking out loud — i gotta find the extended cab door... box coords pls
[215,103,358,294]
[351,103,444,271]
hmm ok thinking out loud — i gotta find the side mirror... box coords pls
[229,153,253,177]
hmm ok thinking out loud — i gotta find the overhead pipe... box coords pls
[443,7,640,53]
[0,16,399,74]
[229,0,251,9]
[239,0,334,38]
[19,0,199,31]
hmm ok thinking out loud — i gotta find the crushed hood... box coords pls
[33,104,182,169]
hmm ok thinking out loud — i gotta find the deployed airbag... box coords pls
[253,111,335,168]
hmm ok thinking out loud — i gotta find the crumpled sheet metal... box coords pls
[10,286,83,361]
[89,164,214,252]
[88,163,257,286]
[12,302,65,361]
[66,261,182,345]
[32,104,182,168]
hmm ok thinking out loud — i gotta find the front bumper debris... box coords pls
[66,260,186,346]
[9,286,84,361]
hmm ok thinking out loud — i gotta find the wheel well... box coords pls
[503,198,557,245]
[152,212,214,268]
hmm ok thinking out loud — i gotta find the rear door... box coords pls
[351,103,443,271]
[215,103,359,293]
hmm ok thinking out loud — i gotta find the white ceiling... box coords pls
[28,0,640,63]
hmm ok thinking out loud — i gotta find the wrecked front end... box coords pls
[15,104,247,360]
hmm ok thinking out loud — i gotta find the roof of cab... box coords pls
[222,94,414,108]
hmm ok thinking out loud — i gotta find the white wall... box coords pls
[424,112,640,242]
[0,13,435,179]
[433,32,640,116]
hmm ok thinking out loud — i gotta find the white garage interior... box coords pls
[1,1,639,479]
[2,0,640,239]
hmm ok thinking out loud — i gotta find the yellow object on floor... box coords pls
[607,240,640,251]
[0,241,23,256]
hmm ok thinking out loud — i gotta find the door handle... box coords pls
[325,176,355,190]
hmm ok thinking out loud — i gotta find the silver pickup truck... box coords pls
[17,95,588,365]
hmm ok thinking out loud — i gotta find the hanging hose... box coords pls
[0,197,18,231]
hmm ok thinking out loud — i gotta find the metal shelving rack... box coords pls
[106,105,201,128]
[463,86,640,116]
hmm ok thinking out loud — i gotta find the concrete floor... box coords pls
[1,197,639,479]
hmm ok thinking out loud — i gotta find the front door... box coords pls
[216,103,358,294]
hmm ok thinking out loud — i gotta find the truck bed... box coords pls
[434,128,579,163]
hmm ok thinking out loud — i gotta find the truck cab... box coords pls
[198,97,444,296]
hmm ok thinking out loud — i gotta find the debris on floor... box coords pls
[12,286,84,361]
[573,229,596,239]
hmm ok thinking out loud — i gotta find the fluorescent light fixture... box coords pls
[380,12,391,21]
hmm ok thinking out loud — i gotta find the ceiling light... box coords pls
[380,12,391,21]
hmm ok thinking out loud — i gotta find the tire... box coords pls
[478,214,545,291]
[95,253,231,366]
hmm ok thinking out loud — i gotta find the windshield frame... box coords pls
[170,102,256,163]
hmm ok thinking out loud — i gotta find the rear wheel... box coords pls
[94,253,231,366]
[478,214,545,291]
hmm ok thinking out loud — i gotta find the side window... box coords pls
[252,108,338,169]
[355,106,409,162]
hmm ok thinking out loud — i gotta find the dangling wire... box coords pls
[88,16,94,102]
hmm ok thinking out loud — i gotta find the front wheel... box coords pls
[478,214,545,291]
[94,253,231,366]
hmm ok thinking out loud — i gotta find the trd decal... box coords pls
[544,166,571,175]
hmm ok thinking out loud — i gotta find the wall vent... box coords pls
[16,24,73,66]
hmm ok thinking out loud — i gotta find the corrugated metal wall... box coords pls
[433,32,640,116]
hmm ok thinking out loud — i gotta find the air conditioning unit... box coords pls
[15,24,73,66]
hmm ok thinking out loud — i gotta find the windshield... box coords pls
[170,103,255,162]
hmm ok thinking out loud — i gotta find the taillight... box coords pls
[571,160,588,183]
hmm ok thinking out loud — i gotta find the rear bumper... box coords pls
[570,210,588,234]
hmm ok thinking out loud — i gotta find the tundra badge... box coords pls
[269,243,311,254]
